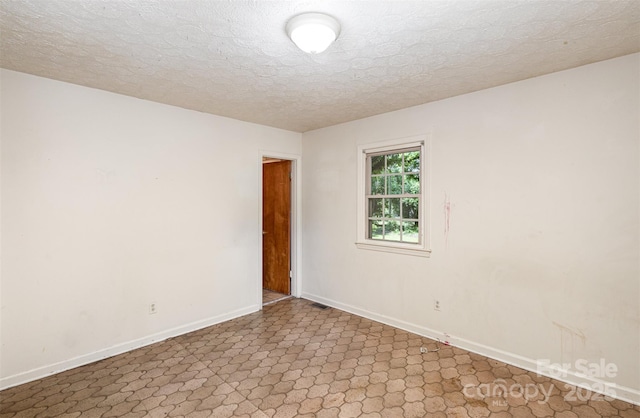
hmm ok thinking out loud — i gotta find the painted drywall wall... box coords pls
[301,53,640,403]
[0,69,301,388]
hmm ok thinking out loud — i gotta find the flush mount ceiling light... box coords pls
[286,12,341,54]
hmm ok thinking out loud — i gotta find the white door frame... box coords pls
[259,151,302,308]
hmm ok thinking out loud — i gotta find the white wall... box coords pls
[0,69,301,388]
[302,53,639,403]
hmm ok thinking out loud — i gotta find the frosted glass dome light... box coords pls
[286,13,341,54]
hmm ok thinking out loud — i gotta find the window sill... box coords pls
[355,241,431,257]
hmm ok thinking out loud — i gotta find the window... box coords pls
[356,136,430,257]
[368,148,420,242]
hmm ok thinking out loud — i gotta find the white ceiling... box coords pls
[1,1,639,132]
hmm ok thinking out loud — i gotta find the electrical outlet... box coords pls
[434,300,441,311]
[149,303,157,315]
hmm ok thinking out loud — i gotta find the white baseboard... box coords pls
[0,304,259,391]
[302,292,640,406]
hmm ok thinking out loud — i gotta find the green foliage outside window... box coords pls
[367,150,420,243]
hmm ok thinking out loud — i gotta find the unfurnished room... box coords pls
[0,1,639,417]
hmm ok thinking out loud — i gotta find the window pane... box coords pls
[404,174,420,194]
[371,155,385,175]
[402,221,419,243]
[388,175,402,194]
[364,146,423,247]
[402,197,419,219]
[371,176,385,195]
[385,220,401,241]
[385,198,400,218]
[368,198,383,217]
[404,151,420,173]
[369,220,383,239]
[386,153,402,173]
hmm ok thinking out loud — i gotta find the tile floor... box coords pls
[263,290,291,306]
[1,298,638,417]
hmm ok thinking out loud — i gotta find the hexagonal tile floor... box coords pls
[263,290,290,306]
[1,298,638,417]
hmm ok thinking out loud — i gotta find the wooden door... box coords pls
[262,160,291,295]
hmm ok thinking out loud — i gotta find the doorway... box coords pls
[262,158,292,305]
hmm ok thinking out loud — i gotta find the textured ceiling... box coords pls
[1,1,639,133]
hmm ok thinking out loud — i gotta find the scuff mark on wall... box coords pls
[553,321,587,365]
[444,192,452,246]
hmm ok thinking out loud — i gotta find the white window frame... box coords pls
[356,135,431,257]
